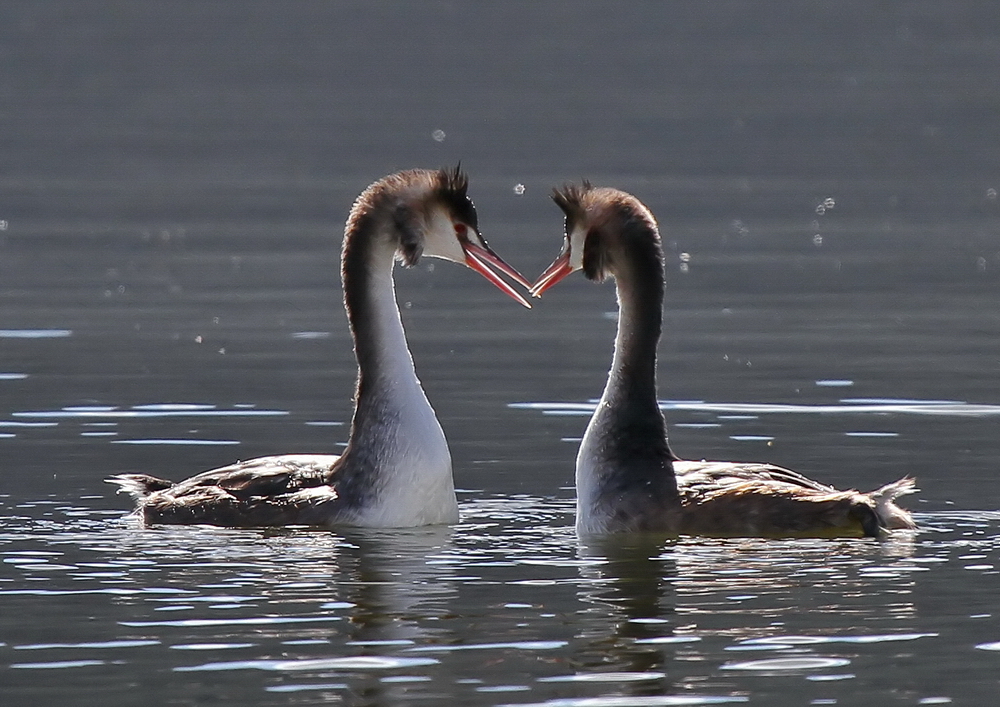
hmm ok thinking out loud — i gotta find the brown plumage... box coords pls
[109,455,340,527]
[531,182,917,538]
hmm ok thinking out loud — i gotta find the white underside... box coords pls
[351,381,458,528]
[346,245,459,527]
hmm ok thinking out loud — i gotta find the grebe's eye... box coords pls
[454,223,468,239]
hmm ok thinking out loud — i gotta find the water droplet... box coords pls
[976,256,987,272]
[679,252,691,263]
[824,197,836,208]
[987,188,997,201]
[813,234,823,246]
[431,129,446,142]
[513,183,525,195]
[815,204,826,215]
[0,220,8,231]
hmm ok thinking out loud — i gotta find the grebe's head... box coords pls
[531,182,661,297]
[349,166,531,307]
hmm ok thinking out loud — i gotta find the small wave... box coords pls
[538,671,667,683]
[0,329,72,338]
[511,399,1000,418]
[176,655,438,672]
[14,408,288,419]
[10,659,105,669]
[111,439,240,446]
[407,640,567,653]
[722,656,851,671]
[499,695,748,706]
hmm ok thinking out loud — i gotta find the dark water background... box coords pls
[2,2,1000,705]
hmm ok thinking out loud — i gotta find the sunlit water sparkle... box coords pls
[3,495,1000,705]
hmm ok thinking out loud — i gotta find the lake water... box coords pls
[2,2,999,705]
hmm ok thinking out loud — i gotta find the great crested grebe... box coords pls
[109,167,531,528]
[531,182,916,538]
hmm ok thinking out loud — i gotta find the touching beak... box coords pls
[463,239,533,309]
[529,250,574,298]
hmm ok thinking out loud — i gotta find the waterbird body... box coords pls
[109,167,531,528]
[531,182,916,538]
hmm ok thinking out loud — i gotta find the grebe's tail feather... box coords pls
[106,474,175,502]
[870,477,918,530]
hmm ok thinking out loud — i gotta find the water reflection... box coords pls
[337,526,458,646]
[668,537,920,662]
[183,527,458,707]
[566,531,929,703]
[574,537,683,697]
[4,496,1000,704]
[252,527,461,705]
[0,506,465,704]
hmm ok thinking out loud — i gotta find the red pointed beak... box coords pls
[529,250,574,297]
[462,240,532,309]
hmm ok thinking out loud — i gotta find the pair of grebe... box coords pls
[109,168,915,537]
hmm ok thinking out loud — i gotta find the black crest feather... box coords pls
[551,181,592,236]
[434,164,478,230]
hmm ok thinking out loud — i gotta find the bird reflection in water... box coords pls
[318,526,458,705]
[106,523,460,706]
[574,537,688,696]
[573,532,919,699]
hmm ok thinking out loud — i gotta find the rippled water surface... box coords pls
[3,1,1000,705]
[4,500,1000,705]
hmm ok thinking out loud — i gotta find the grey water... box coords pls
[2,1,1000,705]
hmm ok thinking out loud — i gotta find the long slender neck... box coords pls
[577,231,679,529]
[333,218,455,525]
[343,231,419,393]
[604,260,665,426]
[589,251,676,461]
